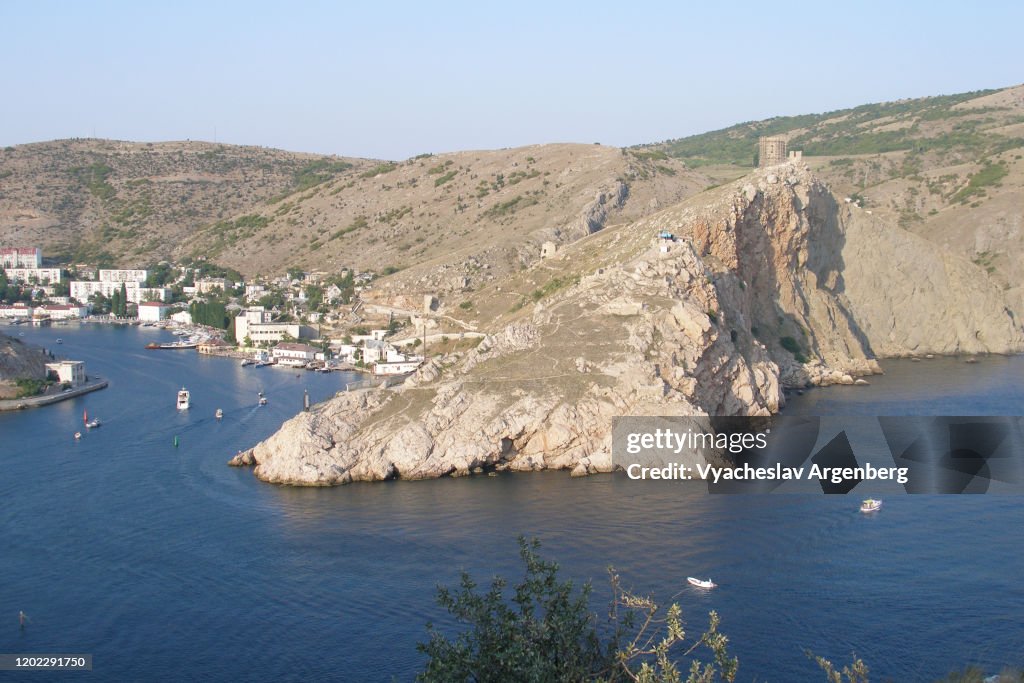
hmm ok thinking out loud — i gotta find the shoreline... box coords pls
[0,376,109,412]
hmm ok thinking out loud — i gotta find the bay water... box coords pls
[2,325,1022,681]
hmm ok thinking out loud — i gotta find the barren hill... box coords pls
[0,139,370,264]
[644,83,1024,312]
[187,144,708,284]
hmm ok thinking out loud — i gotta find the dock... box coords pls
[0,377,109,412]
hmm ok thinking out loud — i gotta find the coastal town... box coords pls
[1,245,435,400]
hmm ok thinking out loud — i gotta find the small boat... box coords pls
[177,387,190,411]
[85,418,101,429]
[258,397,268,406]
[74,432,82,440]
[240,359,254,367]
[860,499,882,513]
[215,408,223,420]
[687,577,716,589]
[56,338,63,344]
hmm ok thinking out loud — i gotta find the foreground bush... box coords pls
[417,537,736,682]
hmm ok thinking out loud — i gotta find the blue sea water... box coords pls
[1,325,1022,681]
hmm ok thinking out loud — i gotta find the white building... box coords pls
[170,311,193,325]
[98,269,148,283]
[329,343,359,364]
[0,247,42,268]
[247,323,302,345]
[234,307,271,342]
[39,304,88,320]
[351,329,389,344]
[272,342,318,366]
[361,339,397,364]
[4,267,62,283]
[325,284,343,302]
[245,284,267,302]
[138,301,172,322]
[0,303,33,319]
[373,359,423,376]
[45,360,86,387]
[70,281,170,305]
[195,277,228,294]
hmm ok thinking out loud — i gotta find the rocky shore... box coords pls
[230,163,1023,486]
[0,332,51,399]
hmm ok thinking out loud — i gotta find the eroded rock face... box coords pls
[840,207,1023,355]
[232,163,1022,485]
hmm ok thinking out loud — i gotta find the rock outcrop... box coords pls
[0,333,50,399]
[232,163,1023,485]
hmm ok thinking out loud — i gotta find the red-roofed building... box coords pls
[0,247,42,268]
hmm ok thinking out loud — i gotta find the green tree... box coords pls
[90,292,110,314]
[119,283,128,316]
[418,538,738,683]
[110,289,121,317]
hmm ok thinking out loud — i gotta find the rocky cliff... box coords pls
[231,163,1023,485]
[0,333,50,399]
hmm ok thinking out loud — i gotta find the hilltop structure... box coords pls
[758,136,787,167]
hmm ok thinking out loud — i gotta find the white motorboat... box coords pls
[687,577,716,589]
[215,408,224,420]
[258,396,268,406]
[860,499,882,513]
[177,387,190,411]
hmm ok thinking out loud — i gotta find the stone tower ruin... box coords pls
[758,136,787,167]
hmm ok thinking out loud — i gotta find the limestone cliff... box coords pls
[231,163,1022,485]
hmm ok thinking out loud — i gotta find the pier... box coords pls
[0,377,108,412]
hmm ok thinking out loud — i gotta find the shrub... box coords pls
[417,537,737,683]
[780,336,807,363]
[950,162,1008,204]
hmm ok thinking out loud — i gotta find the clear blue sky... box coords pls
[3,0,1022,160]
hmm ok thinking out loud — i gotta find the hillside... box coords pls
[232,162,1023,485]
[642,84,1024,311]
[187,144,709,284]
[0,140,708,283]
[0,139,369,265]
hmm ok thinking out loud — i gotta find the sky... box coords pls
[3,0,1023,160]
